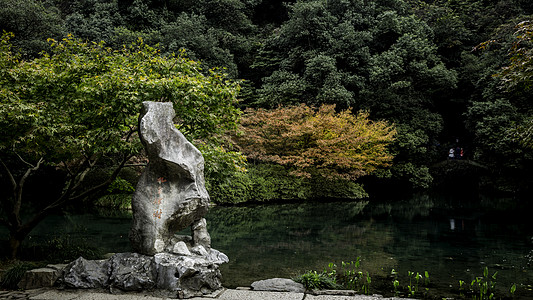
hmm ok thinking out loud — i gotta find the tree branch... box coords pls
[0,158,16,191]
[13,145,38,168]
[69,154,132,202]
[13,157,44,225]
[22,154,133,237]
[124,163,147,167]
[69,156,98,193]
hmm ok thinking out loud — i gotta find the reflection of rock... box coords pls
[130,101,210,255]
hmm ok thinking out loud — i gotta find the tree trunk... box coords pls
[8,232,22,260]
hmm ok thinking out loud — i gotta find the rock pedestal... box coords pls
[61,250,228,299]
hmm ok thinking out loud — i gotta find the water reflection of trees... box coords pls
[207,196,533,293]
[207,201,401,287]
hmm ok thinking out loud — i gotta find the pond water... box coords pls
[7,193,533,298]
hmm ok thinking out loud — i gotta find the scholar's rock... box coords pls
[59,102,228,299]
[130,101,210,255]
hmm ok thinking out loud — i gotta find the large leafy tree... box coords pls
[0,34,241,258]
[234,104,396,180]
[494,20,533,149]
[461,19,533,192]
[251,0,456,187]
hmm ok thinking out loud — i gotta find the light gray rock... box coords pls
[251,278,306,293]
[192,218,211,250]
[153,252,224,298]
[172,241,191,256]
[62,257,110,289]
[130,101,210,255]
[59,102,227,298]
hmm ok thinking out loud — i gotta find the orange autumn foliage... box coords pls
[235,104,396,180]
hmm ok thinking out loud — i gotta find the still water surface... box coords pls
[18,194,533,298]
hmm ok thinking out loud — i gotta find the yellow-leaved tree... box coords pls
[235,104,396,180]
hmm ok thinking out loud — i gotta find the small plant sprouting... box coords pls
[304,257,371,293]
[459,280,466,297]
[459,267,498,300]
[362,271,372,295]
[509,283,516,297]
[393,279,400,295]
[510,283,517,297]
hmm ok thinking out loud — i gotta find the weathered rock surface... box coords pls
[130,101,210,255]
[108,252,156,291]
[63,257,110,289]
[251,278,306,293]
[60,251,228,298]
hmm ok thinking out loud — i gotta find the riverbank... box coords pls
[1,287,411,300]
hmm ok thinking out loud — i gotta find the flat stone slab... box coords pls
[306,295,410,300]
[251,278,305,293]
[30,290,80,300]
[28,289,413,300]
[30,290,167,300]
[18,267,63,289]
[218,289,304,300]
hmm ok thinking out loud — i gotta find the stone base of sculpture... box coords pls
[60,243,228,299]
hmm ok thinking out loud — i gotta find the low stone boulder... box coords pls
[17,264,66,289]
[63,257,110,289]
[251,278,306,293]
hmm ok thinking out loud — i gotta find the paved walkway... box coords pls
[0,288,407,300]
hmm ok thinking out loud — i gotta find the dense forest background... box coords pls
[2,0,533,204]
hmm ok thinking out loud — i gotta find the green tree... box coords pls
[0,34,241,258]
[251,0,456,187]
[494,20,533,149]
[234,104,396,180]
[0,0,64,57]
[497,20,533,92]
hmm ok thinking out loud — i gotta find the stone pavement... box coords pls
[0,288,408,300]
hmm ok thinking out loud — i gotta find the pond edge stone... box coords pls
[251,278,305,293]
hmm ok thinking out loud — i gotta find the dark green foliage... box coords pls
[0,262,35,289]
[250,0,457,188]
[0,0,64,57]
[37,234,103,261]
[294,270,340,290]
[209,164,368,204]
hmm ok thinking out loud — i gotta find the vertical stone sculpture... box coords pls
[61,102,227,298]
[130,101,211,255]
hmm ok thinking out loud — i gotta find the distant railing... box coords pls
[430,159,489,170]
